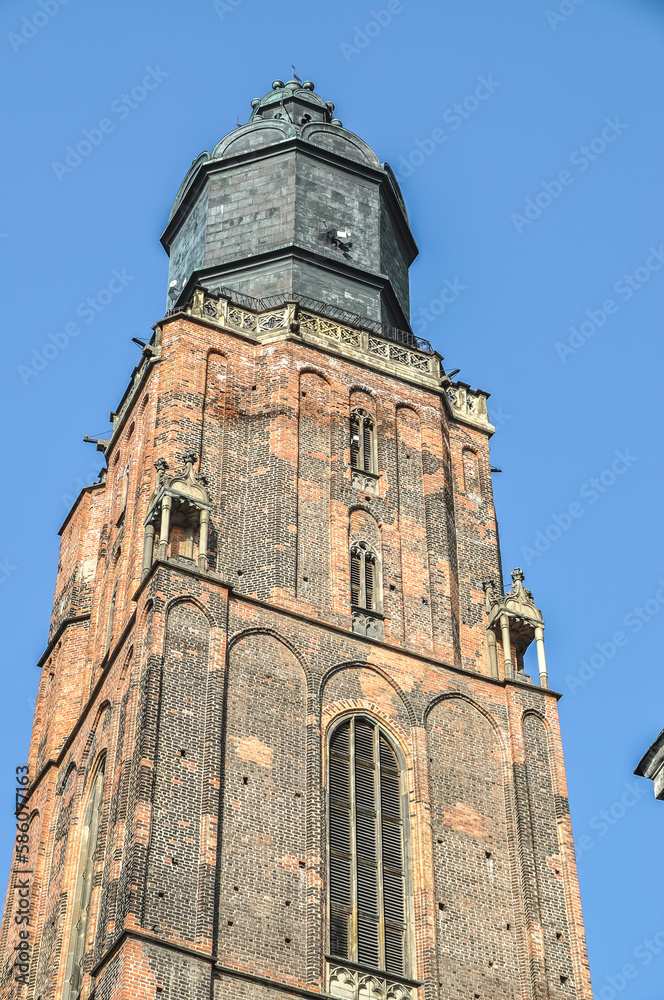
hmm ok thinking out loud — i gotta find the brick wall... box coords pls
[0,308,593,1000]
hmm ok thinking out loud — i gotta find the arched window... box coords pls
[350,542,378,612]
[63,758,106,1000]
[350,409,376,475]
[328,717,408,976]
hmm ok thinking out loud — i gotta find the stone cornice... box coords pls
[134,558,561,700]
[37,613,91,667]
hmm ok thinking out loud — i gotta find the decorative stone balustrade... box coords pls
[186,288,440,383]
[326,960,419,1000]
[446,381,493,432]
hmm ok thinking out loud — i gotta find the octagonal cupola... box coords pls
[161,77,418,331]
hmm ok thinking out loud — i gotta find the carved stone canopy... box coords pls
[146,452,210,527]
[484,567,544,656]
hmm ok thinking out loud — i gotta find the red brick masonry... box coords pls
[0,313,593,1000]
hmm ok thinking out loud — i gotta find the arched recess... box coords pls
[219,632,308,980]
[297,371,331,603]
[31,763,79,999]
[201,350,227,504]
[62,753,107,1000]
[396,406,432,650]
[322,665,415,749]
[144,600,210,942]
[426,695,522,996]
[521,711,576,993]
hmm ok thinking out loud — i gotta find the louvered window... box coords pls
[350,410,376,474]
[328,717,408,975]
[350,544,378,612]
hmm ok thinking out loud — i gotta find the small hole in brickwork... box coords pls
[485,851,492,859]
[474,994,480,999]
[301,391,307,397]
[233,886,239,892]
[488,960,494,968]
[285,937,291,944]
[555,869,560,875]
[389,584,395,591]
[285,900,291,906]
[437,838,443,844]
[178,749,186,757]
[295,791,301,797]
[227,920,234,927]
[556,932,563,941]
[506,923,510,930]
[171,858,178,866]
[406,454,411,459]
[298,860,305,868]
[242,776,248,785]
[303,576,308,582]
[237,569,243,576]
[252,385,257,390]
[438,902,444,911]
[560,976,568,985]
[422,598,428,605]
[156,988,164,995]
[266,675,272,681]
[157,891,164,898]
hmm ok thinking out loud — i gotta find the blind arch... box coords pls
[62,756,106,1000]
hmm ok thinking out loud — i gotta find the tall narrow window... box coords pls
[63,758,106,1000]
[350,410,376,475]
[350,543,378,612]
[328,717,408,975]
[105,583,117,653]
[119,462,130,516]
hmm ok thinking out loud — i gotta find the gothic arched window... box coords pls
[63,757,106,1000]
[350,409,376,475]
[350,543,379,612]
[328,717,409,976]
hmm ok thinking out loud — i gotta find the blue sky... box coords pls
[1,0,663,994]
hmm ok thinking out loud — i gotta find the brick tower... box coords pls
[0,78,593,1000]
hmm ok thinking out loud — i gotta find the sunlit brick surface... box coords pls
[0,308,592,1000]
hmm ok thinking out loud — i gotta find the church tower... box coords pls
[0,79,593,1000]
